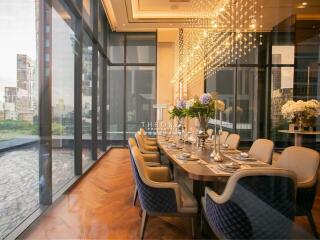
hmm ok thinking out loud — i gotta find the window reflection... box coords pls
[52,1,76,193]
[82,31,93,169]
[126,33,156,64]
[97,52,104,156]
[108,33,124,64]
[107,66,124,141]
[126,66,156,138]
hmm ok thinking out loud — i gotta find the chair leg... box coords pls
[306,211,319,239]
[191,215,197,239]
[140,210,149,240]
[133,186,138,206]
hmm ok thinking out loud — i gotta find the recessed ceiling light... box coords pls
[122,23,126,26]
[302,2,308,6]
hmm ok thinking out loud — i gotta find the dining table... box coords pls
[157,136,271,236]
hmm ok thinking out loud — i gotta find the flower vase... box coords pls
[197,114,209,151]
[297,114,304,132]
[177,117,185,142]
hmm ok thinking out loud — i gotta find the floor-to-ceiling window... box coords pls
[82,31,93,169]
[107,65,125,142]
[106,32,157,144]
[51,0,76,194]
[0,0,109,238]
[0,1,39,238]
[126,66,156,138]
[206,47,259,143]
[97,52,104,156]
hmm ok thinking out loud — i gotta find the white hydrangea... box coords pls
[281,99,320,120]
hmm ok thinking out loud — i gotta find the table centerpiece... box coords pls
[185,93,218,150]
[169,99,187,141]
[281,99,320,131]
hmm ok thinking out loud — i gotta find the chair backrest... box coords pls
[205,168,297,239]
[135,132,147,152]
[275,146,319,187]
[225,133,240,149]
[249,139,274,164]
[128,137,138,150]
[207,128,214,137]
[220,131,229,144]
[129,146,177,213]
[139,128,146,136]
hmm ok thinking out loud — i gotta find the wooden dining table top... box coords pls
[157,137,270,182]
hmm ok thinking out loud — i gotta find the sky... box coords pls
[0,0,76,107]
[0,0,36,101]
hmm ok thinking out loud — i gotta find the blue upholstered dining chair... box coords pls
[275,146,320,238]
[128,138,162,206]
[202,168,297,239]
[129,145,198,239]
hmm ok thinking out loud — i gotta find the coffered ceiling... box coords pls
[101,0,320,32]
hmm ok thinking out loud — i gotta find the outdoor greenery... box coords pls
[0,120,66,141]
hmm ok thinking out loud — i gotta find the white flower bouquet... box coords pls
[281,99,320,129]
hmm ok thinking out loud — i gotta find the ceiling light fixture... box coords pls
[171,0,264,89]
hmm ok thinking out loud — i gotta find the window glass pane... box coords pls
[236,67,257,140]
[82,0,93,29]
[97,52,103,156]
[108,33,124,64]
[126,66,156,138]
[98,3,104,46]
[107,66,124,141]
[238,47,258,64]
[207,68,235,131]
[272,46,295,64]
[270,66,294,146]
[82,32,93,169]
[126,33,156,63]
[0,0,39,238]
[52,1,76,194]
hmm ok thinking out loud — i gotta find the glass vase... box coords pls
[177,117,185,142]
[197,113,209,150]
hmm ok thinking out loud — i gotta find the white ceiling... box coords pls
[102,0,320,32]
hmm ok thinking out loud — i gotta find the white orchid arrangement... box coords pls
[281,99,320,122]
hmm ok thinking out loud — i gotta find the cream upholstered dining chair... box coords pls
[135,132,159,153]
[213,130,228,144]
[224,133,240,149]
[129,145,197,239]
[248,139,274,164]
[275,146,320,238]
[202,168,297,239]
[207,128,214,138]
[219,131,229,144]
[139,128,157,146]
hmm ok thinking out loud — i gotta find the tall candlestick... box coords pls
[220,111,222,132]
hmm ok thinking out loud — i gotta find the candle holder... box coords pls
[213,129,223,162]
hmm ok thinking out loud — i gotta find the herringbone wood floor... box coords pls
[22,148,319,239]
